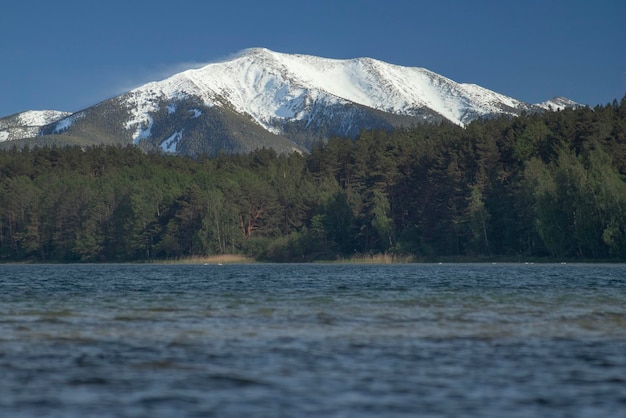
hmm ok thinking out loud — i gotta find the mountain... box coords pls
[0,110,71,142]
[536,96,581,111]
[1,48,579,155]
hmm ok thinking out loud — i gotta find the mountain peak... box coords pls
[536,96,580,111]
[130,48,528,129]
[1,48,566,155]
[238,47,277,57]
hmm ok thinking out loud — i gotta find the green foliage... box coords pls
[1,96,625,262]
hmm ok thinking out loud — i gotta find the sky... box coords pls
[1,0,625,116]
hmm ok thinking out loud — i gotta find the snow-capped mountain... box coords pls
[537,96,581,112]
[124,48,528,134]
[0,110,71,142]
[1,48,579,155]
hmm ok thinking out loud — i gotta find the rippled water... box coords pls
[1,263,625,417]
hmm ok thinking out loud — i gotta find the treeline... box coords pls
[1,97,625,262]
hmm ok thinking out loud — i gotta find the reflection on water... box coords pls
[1,263,625,417]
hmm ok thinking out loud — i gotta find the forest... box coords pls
[1,97,625,262]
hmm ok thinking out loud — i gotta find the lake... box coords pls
[1,263,625,417]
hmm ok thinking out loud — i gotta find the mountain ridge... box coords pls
[0,48,580,155]
[0,110,71,142]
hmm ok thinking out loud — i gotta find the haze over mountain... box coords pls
[0,48,579,156]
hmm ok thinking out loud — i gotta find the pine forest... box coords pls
[1,97,625,263]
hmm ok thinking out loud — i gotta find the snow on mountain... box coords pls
[536,96,580,111]
[47,111,89,135]
[17,110,72,127]
[124,48,530,141]
[1,49,579,155]
[0,110,71,142]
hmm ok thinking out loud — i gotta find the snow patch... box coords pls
[54,119,73,133]
[133,115,154,142]
[167,104,177,114]
[161,130,183,153]
[124,90,162,142]
[53,112,85,133]
[190,109,202,118]
[17,110,72,126]
[0,131,9,142]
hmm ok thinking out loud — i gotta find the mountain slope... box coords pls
[1,48,578,155]
[0,110,71,142]
[537,96,581,111]
[122,48,531,136]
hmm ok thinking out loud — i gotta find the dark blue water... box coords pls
[1,263,625,417]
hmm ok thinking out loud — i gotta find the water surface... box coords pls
[1,263,625,417]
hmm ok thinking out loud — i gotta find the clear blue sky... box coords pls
[2,0,625,116]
